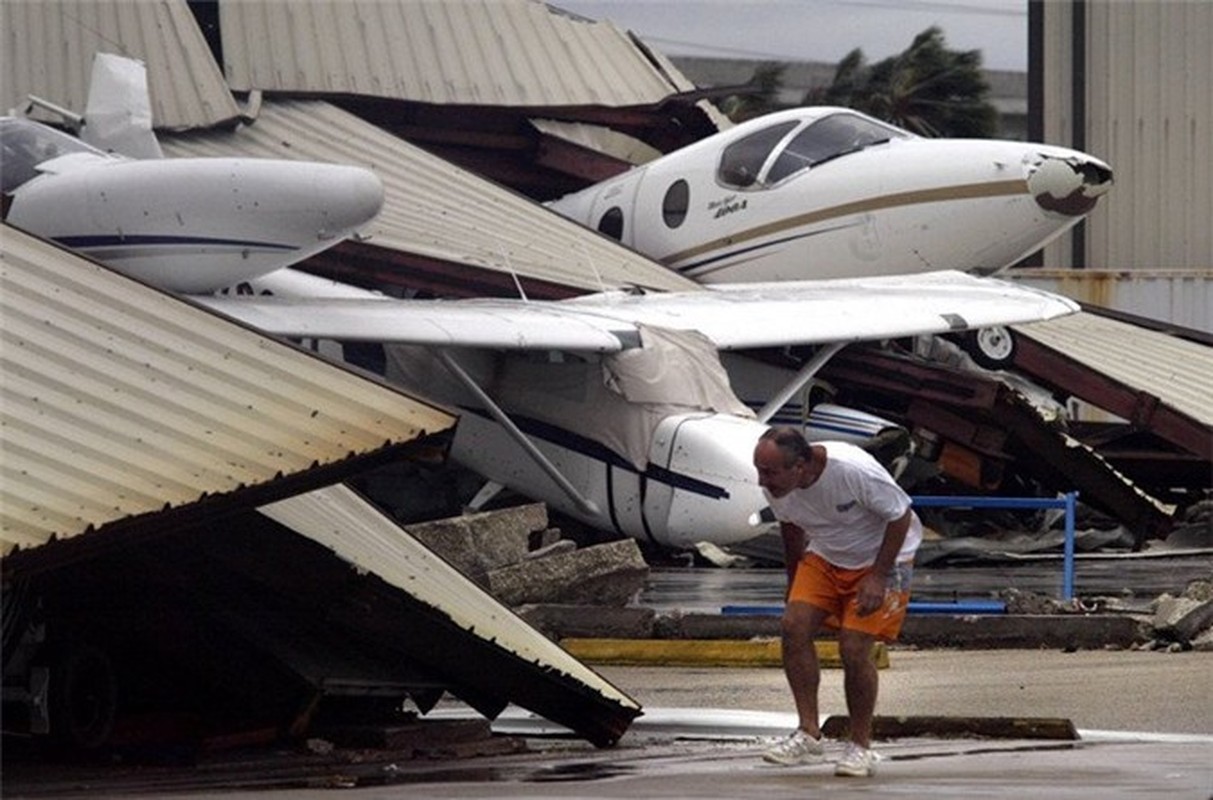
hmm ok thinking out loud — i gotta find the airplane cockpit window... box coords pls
[765,113,909,184]
[716,121,798,189]
[0,117,102,194]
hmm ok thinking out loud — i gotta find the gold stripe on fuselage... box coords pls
[662,179,1029,266]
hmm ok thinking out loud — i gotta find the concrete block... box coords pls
[404,504,548,578]
[900,614,1140,650]
[1152,596,1213,643]
[516,604,656,640]
[822,714,1079,741]
[484,539,648,607]
[662,613,782,640]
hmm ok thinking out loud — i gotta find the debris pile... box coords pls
[1139,579,1213,652]
[404,503,649,610]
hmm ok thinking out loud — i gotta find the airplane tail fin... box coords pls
[81,52,163,159]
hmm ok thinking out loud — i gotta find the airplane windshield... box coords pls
[765,113,910,184]
[0,117,104,193]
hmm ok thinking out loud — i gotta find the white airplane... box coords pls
[547,106,1113,284]
[2,57,1080,550]
[0,117,384,293]
[0,111,1079,548]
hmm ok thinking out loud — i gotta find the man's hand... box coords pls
[856,572,887,616]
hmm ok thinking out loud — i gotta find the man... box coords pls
[752,426,921,777]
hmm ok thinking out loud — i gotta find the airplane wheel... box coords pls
[47,643,117,750]
[963,326,1016,370]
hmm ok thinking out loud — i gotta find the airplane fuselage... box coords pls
[2,117,384,293]
[451,407,772,548]
[548,107,1113,282]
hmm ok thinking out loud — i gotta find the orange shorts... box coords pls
[788,552,913,641]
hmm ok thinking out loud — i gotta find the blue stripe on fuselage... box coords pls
[461,407,728,500]
[55,234,298,252]
[674,221,857,277]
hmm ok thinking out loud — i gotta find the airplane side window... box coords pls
[767,114,907,184]
[662,180,689,229]
[717,121,798,189]
[597,207,624,241]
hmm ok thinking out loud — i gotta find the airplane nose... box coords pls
[1026,150,1114,216]
[315,164,385,238]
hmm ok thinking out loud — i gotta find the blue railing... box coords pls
[721,491,1079,617]
[909,492,1078,601]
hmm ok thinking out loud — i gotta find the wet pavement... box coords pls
[639,554,1213,613]
[6,650,1210,798]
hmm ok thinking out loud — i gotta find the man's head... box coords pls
[753,426,814,498]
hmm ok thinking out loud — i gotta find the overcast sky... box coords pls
[555,0,1028,72]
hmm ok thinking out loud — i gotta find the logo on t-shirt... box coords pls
[835,499,858,513]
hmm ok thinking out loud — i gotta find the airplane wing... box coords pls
[194,270,1078,353]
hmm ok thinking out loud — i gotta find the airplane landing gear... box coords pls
[963,325,1016,370]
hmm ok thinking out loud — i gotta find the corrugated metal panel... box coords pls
[531,118,662,165]
[1014,311,1213,427]
[1010,269,1213,334]
[0,0,239,130]
[1041,1,1213,270]
[262,484,641,742]
[0,224,455,555]
[160,99,698,293]
[219,0,687,107]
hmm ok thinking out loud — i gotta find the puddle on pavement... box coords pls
[527,761,635,782]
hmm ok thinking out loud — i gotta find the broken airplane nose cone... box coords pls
[1028,152,1114,216]
[314,164,385,240]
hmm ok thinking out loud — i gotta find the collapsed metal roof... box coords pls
[219,0,691,108]
[0,225,640,746]
[1013,311,1213,435]
[159,98,698,296]
[0,0,239,129]
[0,223,455,558]
[262,485,641,746]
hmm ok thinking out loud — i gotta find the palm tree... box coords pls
[721,62,788,122]
[807,26,997,138]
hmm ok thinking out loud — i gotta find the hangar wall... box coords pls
[1035,0,1213,273]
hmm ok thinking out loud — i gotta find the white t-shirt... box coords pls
[764,441,922,569]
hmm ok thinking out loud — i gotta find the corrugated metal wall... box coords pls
[0,225,455,555]
[1040,1,1213,271]
[1011,268,1213,334]
[0,0,238,129]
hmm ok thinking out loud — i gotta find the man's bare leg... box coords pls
[838,627,879,748]
[781,601,829,736]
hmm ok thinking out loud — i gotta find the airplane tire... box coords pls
[47,642,117,750]
[963,326,1016,370]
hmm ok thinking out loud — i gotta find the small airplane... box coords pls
[2,61,384,294]
[547,106,1113,284]
[3,56,1081,550]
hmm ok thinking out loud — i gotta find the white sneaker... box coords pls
[834,742,881,777]
[762,729,825,765]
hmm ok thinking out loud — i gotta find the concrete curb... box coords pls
[521,605,1144,651]
[559,638,890,668]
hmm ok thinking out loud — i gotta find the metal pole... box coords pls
[1063,491,1077,600]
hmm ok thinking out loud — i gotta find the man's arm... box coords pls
[780,521,806,593]
[856,509,912,615]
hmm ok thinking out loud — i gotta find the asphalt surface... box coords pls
[6,649,1209,798]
